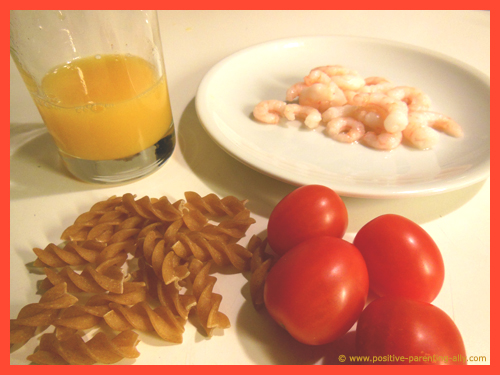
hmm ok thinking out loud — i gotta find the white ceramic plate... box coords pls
[196,36,490,198]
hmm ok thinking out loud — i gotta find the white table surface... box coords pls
[10,10,490,365]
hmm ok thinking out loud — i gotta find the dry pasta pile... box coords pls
[10,192,273,365]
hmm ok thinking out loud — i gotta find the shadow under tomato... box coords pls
[321,331,358,365]
[235,299,328,365]
[235,277,363,366]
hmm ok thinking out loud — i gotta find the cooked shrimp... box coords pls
[321,105,359,123]
[350,92,409,133]
[325,117,366,143]
[354,108,385,129]
[310,65,366,91]
[343,90,358,104]
[360,76,394,93]
[286,82,307,101]
[284,104,322,129]
[403,110,463,149]
[322,105,385,130]
[298,82,347,112]
[415,111,463,137]
[303,70,332,86]
[253,100,287,124]
[253,64,462,152]
[386,86,432,111]
[402,116,440,150]
[363,130,403,150]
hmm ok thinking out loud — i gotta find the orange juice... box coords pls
[32,54,173,160]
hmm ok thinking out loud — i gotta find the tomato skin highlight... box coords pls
[267,185,348,256]
[263,236,369,345]
[353,214,444,303]
[356,297,467,365]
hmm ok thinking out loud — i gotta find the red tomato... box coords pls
[263,236,369,345]
[353,214,444,303]
[267,185,348,256]
[356,297,467,365]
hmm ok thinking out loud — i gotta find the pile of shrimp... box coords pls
[252,65,463,150]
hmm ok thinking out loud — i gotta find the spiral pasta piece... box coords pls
[157,282,197,321]
[88,195,125,212]
[41,256,127,294]
[10,283,79,345]
[199,209,256,243]
[189,259,230,337]
[206,240,253,271]
[85,224,135,244]
[72,197,124,225]
[51,282,148,335]
[60,196,125,241]
[132,258,196,321]
[33,237,134,269]
[170,232,211,263]
[103,301,186,343]
[85,282,148,306]
[42,267,106,294]
[171,231,253,271]
[184,191,249,218]
[61,194,185,244]
[181,208,209,232]
[94,240,136,265]
[27,330,140,365]
[62,211,147,246]
[248,236,275,309]
[162,218,184,244]
[120,193,183,222]
[52,305,108,332]
[33,241,106,268]
[140,230,190,288]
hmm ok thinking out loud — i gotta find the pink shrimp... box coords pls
[303,70,332,86]
[298,83,347,112]
[300,70,350,111]
[322,103,399,149]
[359,76,394,93]
[403,111,463,149]
[386,86,432,111]
[343,90,358,104]
[362,130,403,150]
[350,92,409,133]
[283,104,322,129]
[322,105,385,131]
[286,81,307,102]
[310,65,366,91]
[325,117,366,143]
[354,108,385,130]
[253,100,287,124]
[321,105,359,123]
[403,119,440,150]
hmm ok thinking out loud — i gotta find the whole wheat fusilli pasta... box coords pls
[13,191,258,365]
[10,283,78,345]
[27,330,140,365]
[103,301,186,343]
[184,191,248,218]
[189,259,230,337]
[247,236,276,309]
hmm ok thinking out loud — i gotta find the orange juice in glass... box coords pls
[10,10,175,184]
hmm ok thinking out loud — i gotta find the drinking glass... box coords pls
[10,10,175,184]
